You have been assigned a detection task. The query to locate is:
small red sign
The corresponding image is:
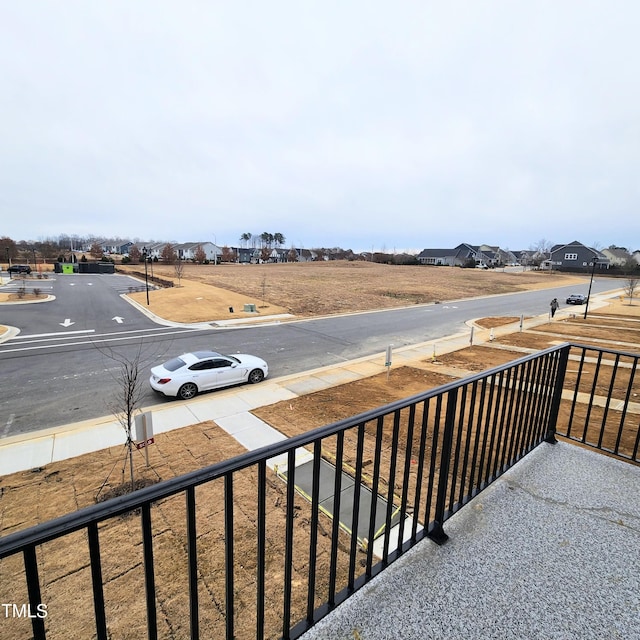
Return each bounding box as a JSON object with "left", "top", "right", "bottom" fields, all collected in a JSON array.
[{"left": 135, "top": 438, "right": 155, "bottom": 450}]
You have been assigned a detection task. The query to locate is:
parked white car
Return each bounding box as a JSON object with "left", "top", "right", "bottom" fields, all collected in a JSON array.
[{"left": 150, "top": 351, "right": 268, "bottom": 400}]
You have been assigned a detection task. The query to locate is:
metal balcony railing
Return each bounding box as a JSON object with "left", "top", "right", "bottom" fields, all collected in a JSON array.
[{"left": 1, "top": 343, "right": 638, "bottom": 639}]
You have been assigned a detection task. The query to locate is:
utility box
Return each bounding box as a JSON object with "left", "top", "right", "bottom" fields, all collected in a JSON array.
[{"left": 243, "top": 303, "right": 257, "bottom": 313}]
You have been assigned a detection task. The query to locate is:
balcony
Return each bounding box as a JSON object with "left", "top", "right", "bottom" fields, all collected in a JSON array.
[
  {"left": 301, "top": 441, "right": 640, "bottom": 639},
  {"left": 1, "top": 342, "right": 639, "bottom": 639}
]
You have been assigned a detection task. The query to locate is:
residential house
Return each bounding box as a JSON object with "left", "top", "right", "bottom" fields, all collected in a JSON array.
[
  {"left": 297, "top": 249, "right": 317, "bottom": 262},
  {"left": 417, "top": 243, "right": 493, "bottom": 267},
  {"left": 130, "top": 242, "right": 166, "bottom": 261},
  {"left": 416, "top": 248, "right": 458, "bottom": 266},
  {"left": 512, "top": 250, "right": 535, "bottom": 267},
  {"left": 96, "top": 240, "right": 134, "bottom": 255},
  {"left": 601, "top": 247, "right": 632, "bottom": 268},
  {"left": 479, "top": 245, "right": 518, "bottom": 266},
  {"left": 174, "top": 242, "right": 221, "bottom": 263},
  {"left": 548, "top": 241, "right": 609, "bottom": 272},
  {"left": 236, "top": 247, "right": 259, "bottom": 263}
]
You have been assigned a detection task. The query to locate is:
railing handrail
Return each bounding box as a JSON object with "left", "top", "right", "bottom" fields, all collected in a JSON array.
[{"left": 0, "top": 342, "right": 571, "bottom": 558}]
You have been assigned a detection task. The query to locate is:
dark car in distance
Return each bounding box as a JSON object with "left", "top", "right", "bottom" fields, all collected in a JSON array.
[
  {"left": 7, "top": 264, "right": 31, "bottom": 275},
  {"left": 566, "top": 294, "right": 588, "bottom": 305}
]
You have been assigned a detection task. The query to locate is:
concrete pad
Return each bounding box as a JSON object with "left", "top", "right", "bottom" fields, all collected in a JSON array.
[
  {"left": 214, "top": 411, "right": 275, "bottom": 437},
  {"left": 372, "top": 516, "right": 422, "bottom": 558},
  {"left": 291, "top": 459, "right": 401, "bottom": 544},
  {"left": 327, "top": 482, "right": 401, "bottom": 543},
  {"left": 294, "top": 459, "right": 355, "bottom": 503},
  {"left": 234, "top": 423, "right": 286, "bottom": 450},
  {"left": 268, "top": 448, "right": 315, "bottom": 473},
  {"left": 215, "top": 412, "right": 288, "bottom": 452}
]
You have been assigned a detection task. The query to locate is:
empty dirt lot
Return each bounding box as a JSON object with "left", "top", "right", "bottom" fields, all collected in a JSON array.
[{"left": 121, "top": 261, "right": 585, "bottom": 320}]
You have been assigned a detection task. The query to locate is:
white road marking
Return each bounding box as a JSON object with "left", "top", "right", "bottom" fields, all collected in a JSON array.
[
  {"left": 11, "top": 329, "right": 95, "bottom": 339},
  {"left": 0, "top": 327, "right": 201, "bottom": 354}
]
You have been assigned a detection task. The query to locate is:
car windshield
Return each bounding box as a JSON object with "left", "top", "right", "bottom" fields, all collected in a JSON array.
[
  {"left": 226, "top": 355, "right": 241, "bottom": 364},
  {"left": 163, "top": 357, "right": 187, "bottom": 371}
]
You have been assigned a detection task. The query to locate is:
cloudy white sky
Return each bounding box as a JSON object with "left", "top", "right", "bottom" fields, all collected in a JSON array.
[{"left": 1, "top": 1, "right": 639, "bottom": 253}]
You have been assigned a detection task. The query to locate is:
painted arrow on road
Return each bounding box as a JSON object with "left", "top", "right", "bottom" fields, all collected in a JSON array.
[
  {"left": 60, "top": 319, "right": 75, "bottom": 327},
  {"left": 112, "top": 316, "right": 124, "bottom": 324}
]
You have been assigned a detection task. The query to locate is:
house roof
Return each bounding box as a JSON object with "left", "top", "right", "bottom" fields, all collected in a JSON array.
[{"left": 417, "top": 249, "right": 457, "bottom": 258}]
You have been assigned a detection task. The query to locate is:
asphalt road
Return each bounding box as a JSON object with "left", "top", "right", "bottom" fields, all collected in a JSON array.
[{"left": 0, "top": 273, "right": 621, "bottom": 437}]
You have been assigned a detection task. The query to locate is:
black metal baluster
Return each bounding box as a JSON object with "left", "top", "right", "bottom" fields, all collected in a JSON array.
[
  {"left": 87, "top": 522, "right": 108, "bottom": 640},
  {"left": 141, "top": 503, "right": 158, "bottom": 640}
]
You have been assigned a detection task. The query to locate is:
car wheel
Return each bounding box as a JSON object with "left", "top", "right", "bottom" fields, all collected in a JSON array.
[
  {"left": 178, "top": 382, "right": 198, "bottom": 400},
  {"left": 248, "top": 369, "right": 264, "bottom": 384}
]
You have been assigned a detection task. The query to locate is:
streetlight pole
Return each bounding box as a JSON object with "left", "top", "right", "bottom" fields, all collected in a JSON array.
[
  {"left": 142, "top": 247, "right": 150, "bottom": 305},
  {"left": 583, "top": 258, "right": 598, "bottom": 320}
]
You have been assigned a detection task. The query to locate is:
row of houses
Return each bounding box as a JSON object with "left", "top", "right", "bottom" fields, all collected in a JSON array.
[
  {"left": 97, "top": 240, "right": 335, "bottom": 263},
  {"left": 95, "top": 239, "right": 639, "bottom": 270},
  {"left": 418, "top": 241, "right": 640, "bottom": 271}
]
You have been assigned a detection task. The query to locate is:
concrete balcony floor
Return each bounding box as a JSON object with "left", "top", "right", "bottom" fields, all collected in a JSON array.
[{"left": 301, "top": 442, "right": 640, "bottom": 640}]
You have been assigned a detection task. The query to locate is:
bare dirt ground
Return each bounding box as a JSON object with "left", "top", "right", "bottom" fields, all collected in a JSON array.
[
  {"left": 0, "top": 266, "right": 637, "bottom": 639},
  {"left": 121, "top": 261, "right": 585, "bottom": 321}
]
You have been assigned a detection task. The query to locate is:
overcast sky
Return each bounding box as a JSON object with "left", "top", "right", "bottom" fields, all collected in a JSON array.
[{"left": 1, "top": 1, "right": 639, "bottom": 253}]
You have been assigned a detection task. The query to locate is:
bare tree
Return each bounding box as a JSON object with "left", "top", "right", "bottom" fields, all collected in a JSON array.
[
  {"left": 94, "top": 340, "right": 164, "bottom": 495},
  {"left": 174, "top": 258, "right": 184, "bottom": 286},
  {"left": 624, "top": 278, "right": 638, "bottom": 305}
]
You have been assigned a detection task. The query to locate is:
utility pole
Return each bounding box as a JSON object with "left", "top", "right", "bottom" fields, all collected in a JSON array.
[{"left": 583, "top": 257, "right": 598, "bottom": 320}]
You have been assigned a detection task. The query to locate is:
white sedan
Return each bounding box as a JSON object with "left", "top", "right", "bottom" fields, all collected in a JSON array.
[{"left": 150, "top": 351, "right": 268, "bottom": 400}]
